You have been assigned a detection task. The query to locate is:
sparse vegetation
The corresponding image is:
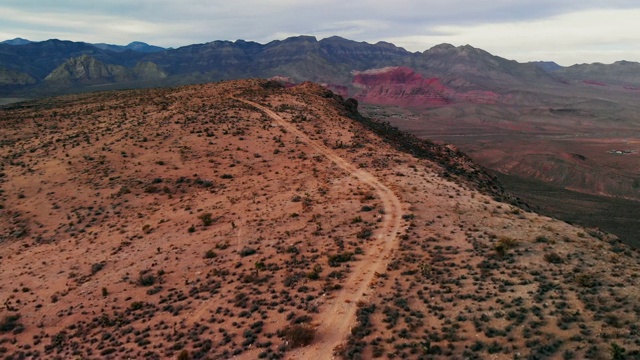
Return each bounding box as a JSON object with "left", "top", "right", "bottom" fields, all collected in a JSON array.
[{"left": 0, "top": 78, "right": 638, "bottom": 360}]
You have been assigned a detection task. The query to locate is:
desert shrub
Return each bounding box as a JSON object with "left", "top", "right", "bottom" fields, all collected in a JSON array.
[
  {"left": 535, "top": 235, "right": 550, "bottom": 243},
  {"left": 0, "top": 314, "right": 21, "bottom": 333},
  {"left": 498, "top": 236, "right": 518, "bottom": 249},
  {"left": 177, "top": 349, "right": 190, "bottom": 360},
  {"left": 137, "top": 270, "right": 156, "bottom": 286},
  {"left": 220, "top": 174, "right": 233, "bottom": 179},
  {"left": 144, "top": 185, "right": 159, "bottom": 193},
  {"left": 610, "top": 343, "right": 626, "bottom": 360},
  {"left": 240, "top": 247, "right": 257, "bottom": 257},
  {"left": 130, "top": 301, "right": 145, "bottom": 310},
  {"left": 198, "top": 212, "right": 214, "bottom": 226},
  {"left": 544, "top": 252, "right": 564, "bottom": 264},
  {"left": 90, "top": 261, "right": 106, "bottom": 274},
  {"left": 494, "top": 237, "right": 517, "bottom": 258},
  {"left": 575, "top": 273, "right": 597, "bottom": 288},
  {"left": 328, "top": 252, "right": 354, "bottom": 267},
  {"left": 280, "top": 324, "right": 316, "bottom": 348},
  {"left": 146, "top": 286, "right": 162, "bottom": 295},
  {"left": 204, "top": 249, "right": 217, "bottom": 259},
  {"left": 307, "top": 264, "right": 323, "bottom": 280},
  {"left": 356, "top": 227, "right": 373, "bottom": 239},
  {"left": 216, "top": 241, "right": 230, "bottom": 250}
]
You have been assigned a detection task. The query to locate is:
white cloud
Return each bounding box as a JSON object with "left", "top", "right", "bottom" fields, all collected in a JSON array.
[{"left": 383, "top": 8, "right": 640, "bottom": 65}]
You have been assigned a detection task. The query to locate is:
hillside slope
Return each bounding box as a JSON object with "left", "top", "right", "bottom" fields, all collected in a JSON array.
[{"left": 0, "top": 81, "right": 638, "bottom": 359}]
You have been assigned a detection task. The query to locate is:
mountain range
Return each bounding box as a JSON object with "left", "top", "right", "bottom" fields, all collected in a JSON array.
[{"left": 1, "top": 36, "right": 639, "bottom": 98}]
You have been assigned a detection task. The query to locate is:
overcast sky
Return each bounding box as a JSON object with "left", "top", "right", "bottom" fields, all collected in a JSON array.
[{"left": 0, "top": 0, "right": 638, "bottom": 66}]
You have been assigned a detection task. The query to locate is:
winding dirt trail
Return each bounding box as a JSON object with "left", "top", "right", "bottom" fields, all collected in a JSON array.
[{"left": 237, "top": 98, "right": 404, "bottom": 359}]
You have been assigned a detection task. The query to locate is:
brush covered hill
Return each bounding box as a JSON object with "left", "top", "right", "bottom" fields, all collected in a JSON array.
[{"left": 0, "top": 80, "right": 639, "bottom": 359}]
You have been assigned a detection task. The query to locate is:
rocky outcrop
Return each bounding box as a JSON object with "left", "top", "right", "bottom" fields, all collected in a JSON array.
[
  {"left": 0, "top": 68, "right": 36, "bottom": 85},
  {"left": 132, "top": 61, "right": 168, "bottom": 80},
  {"left": 44, "top": 55, "right": 166, "bottom": 85},
  {"left": 353, "top": 67, "right": 451, "bottom": 106},
  {"left": 352, "top": 66, "right": 500, "bottom": 106},
  {"left": 44, "top": 54, "right": 131, "bottom": 84},
  {"left": 555, "top": 60, "right": 640, "bottom": 87}
]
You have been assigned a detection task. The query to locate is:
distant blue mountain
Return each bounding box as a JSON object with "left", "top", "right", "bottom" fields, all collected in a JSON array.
[
  {"left": 1, "top": 37, "right": 32, "bottom": 45},
  {"left": 91, "top": 41, "right": 165, "bottom": 53}
]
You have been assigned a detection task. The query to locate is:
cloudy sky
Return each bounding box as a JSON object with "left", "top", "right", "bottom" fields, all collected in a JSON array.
[{"left": 0, "top": 0, "right": 638, "bottom": 66}]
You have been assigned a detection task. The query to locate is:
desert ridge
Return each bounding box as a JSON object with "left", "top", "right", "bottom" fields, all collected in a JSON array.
[{"left": 0, "top": 79, "right": 638, "bottom": 359}]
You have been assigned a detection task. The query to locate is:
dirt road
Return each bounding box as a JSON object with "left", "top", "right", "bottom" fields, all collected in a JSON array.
[{"left": 237, "top": 98, "right": 404, "bottom": 359}]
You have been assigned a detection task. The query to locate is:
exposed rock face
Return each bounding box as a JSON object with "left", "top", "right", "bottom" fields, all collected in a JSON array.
[
  {"left": 352, "top": 66, "right": 500, "bottom": 106},
  {"left": 555, "top": 60, "right": 640, "bottom": 86},
  {"left": 418, "top": 44, "right": 558, "bottom": 90},
  {"left": 44, "top": 55, "right": 166, "bottom": 84},
  {"left": 44, "top": 54, "right": 131, "bottom": 84},
  {"left": 353, "top": 67, "right": 451, "bottom": 106},
  {"left": 0, "top": 68, "right": 36, "bottom": 85},
  {"left": 132, "top": 61, "right": 168, "bottom": 80}
]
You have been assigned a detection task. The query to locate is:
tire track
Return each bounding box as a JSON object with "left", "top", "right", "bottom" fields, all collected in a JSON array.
[{"left": 236, "top": 97, "right": 404, "bottom": 360}]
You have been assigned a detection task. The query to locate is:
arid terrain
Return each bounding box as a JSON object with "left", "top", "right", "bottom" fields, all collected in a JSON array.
[
  {"left": 360, "top": 81, "right": 640, "bottom": 248},
  {"left": 4, "top": 36, "right": 640, "bottom": 252},
  {"left": 1, "top": 80, "right": 639, "bottom": 359}
]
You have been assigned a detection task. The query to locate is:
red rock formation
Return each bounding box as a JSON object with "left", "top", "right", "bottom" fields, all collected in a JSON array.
[
  {"left": 352, "top": 66, "right": 500, "bottom": 106},
  {"left": 353, "top": 67, "right": 450, "bottom": 106}
]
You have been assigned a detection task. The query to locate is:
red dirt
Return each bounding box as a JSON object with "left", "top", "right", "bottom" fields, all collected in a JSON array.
[{"left": 1, "top": 80, "right": 639, "bottom": 360}]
